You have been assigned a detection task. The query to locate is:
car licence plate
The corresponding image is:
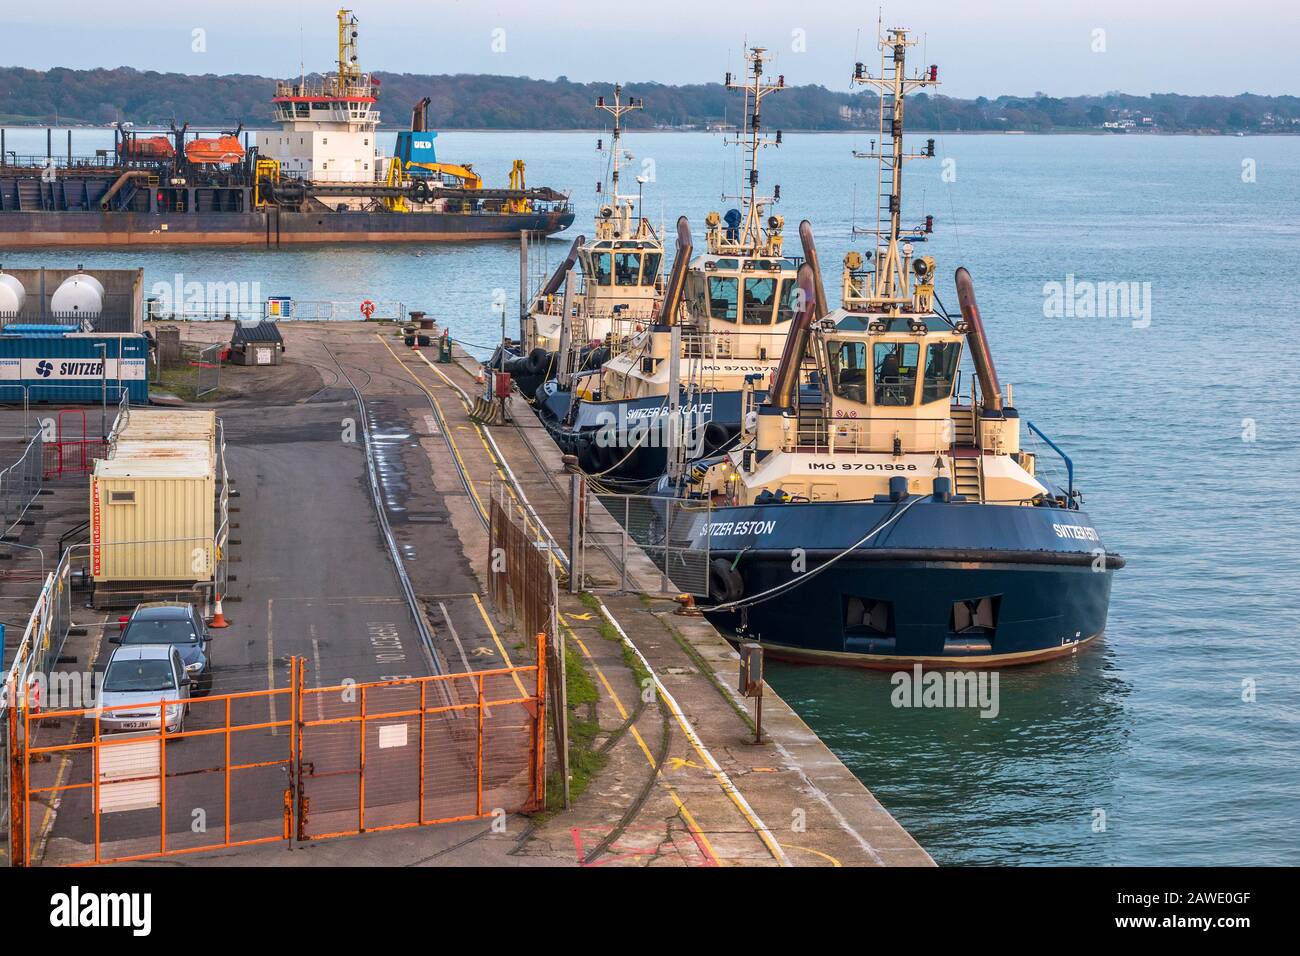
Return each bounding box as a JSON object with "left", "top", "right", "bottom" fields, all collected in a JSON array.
[{"left": 121, "top": 721, "right": 150, "bottom": 730}]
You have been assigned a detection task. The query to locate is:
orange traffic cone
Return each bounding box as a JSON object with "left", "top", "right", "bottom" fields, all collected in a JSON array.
[{"left": 210, "top": 594, "right": 231, "bottom": 629}]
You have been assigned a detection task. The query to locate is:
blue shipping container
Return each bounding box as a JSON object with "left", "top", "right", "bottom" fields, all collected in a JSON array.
[{"left": 0, "top": 333, "right": 150, "bottom": 405}]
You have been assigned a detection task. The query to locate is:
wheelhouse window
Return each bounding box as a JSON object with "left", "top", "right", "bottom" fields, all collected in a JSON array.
[
  {"left": 590, "top": 252, "right": 613, "bottom": 286},
  {"left": 775, "top": 278, "right": 801, "bottom": 323},
  {"left": 828, "top": 340, "right": 868, "bottom": 404},
  {"left": 873, "top": 342, "right": 919, "bottom": 406},
  {"left": 922, "top": 341, "right": 962, "bottom": 404},
  {"left": 707, "top": 276, "right": 738, "bottom": 322},
  {"left": 641, "top": 252, "right": 662, "bottom": 282},
  {"left": 742, "top": 277, "right": 779, "bottom": 325},
  {"left": 614, "top": 252, "right": 641, "bottom": 286}
]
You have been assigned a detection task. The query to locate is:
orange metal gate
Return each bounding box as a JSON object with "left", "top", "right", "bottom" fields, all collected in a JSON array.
[
  {"left": 10, "top": 646, "right": 546, "bottom": 866},
  {"left": 12, "top": 662, "right": 299, "bottom": 867},
  {"left": 296, "top": 652, "right": 546, "bottom": 840}
]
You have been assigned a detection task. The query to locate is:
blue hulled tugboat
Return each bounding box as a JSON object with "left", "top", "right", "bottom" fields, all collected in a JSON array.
[
  {"left": 532, "top": 49, "right": 805, "bottom": 485},
  {"left": 661, "top": 28, "right": 1124, "bottom": 667}
]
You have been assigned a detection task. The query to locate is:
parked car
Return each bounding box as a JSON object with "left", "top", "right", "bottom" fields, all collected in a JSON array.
[
  {"left": 98, "top": 644, "right": 191, "bottom": 735},
  {"left": 112, "top": 601, "right": 212, "bottom": 693}
]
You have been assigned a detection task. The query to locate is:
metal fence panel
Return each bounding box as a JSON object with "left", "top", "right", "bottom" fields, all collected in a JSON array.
[
  {"left": 195, "top": 343, "right": 221, "bottom": 398},
  {"left": 0, "top": 431, "right": 44, "bottom": 539},
  {"left": 590, "top": 491, "right": 711, "bottom": 596}
]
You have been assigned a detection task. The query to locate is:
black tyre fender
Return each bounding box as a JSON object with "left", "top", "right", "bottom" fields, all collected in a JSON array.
[
  {"left": 702, "top": 422, "right": 730, "bottom": 454},
  {"left": 708, "top": 558, "right": 744, "bottom": 605},
  {"left": 524, "top": 348, "right": 549, "bottom": 376}
]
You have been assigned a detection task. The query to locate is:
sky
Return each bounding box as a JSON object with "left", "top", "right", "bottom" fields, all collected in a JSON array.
[{"left": 4, "top": 0, "right": 1298, "bottom": 98}]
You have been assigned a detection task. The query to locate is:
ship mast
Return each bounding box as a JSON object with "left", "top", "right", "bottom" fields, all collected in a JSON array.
[
  {"left": 720, "top": 47, "right": 785, "bottom": 254},
  {"left": 596, "top": 86, "right": 644, "bottom": 221},
  {"left": 850, "top": 27, "right": 938, "bottom": 311},
  {"left": 335, "top": 8, "right": 362, "bottom": 96},
  {"left": 596, "top": 86, "right": 642, "bottom": 207}
]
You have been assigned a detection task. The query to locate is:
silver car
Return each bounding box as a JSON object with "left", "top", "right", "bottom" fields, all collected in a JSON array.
[{"left": 98, "top": 644, "right": 192, "bottom": 735}]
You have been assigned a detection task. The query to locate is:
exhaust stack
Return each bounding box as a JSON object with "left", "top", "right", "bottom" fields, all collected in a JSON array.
[
  {"left": 536, "top": 234, "right": 586, "bottom": 301},
  {"left": 954, "top": 267, "right": 1003, "bottom": 412},
  {"left": 659, "top": 216, "right": 693, "bottom": 326},
  {"left": 769, "top": 263, "right": 820, "bottom": 411},
  {"left": 799, "top": 219, "right": 829, "bottom": 320}
]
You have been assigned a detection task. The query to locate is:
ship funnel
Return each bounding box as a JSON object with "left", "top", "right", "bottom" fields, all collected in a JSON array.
[
  {"left": 798, "top": 219, "right": 828, "bottom": 319},
  {"left": 537, "top": 234, "right": 587, "bottom": 301},
  {"left": 954, "top": 267, "right": 1004, "bottom": 412},
  {"left": 769, "top": 262, "right": 820, "bottom": 411},
  {"left": 659, "top": 216, "right": 693, "bottom": 326}
]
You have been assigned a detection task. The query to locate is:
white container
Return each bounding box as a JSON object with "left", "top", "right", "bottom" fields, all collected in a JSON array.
[{"left": 113, "top": 408, "right": 217, "bottom": 457}]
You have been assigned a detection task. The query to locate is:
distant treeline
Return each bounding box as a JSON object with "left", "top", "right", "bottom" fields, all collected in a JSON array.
[{"left": 1, "top": 65, "right": 1297, "bottom": 133}]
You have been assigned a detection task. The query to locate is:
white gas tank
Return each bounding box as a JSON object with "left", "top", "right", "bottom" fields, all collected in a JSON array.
[
  {"left": 0, "top": 273, "right": 25, "bottom": 315},
  {"left": 50, "top": 274, "right": 105, "bottom": 316}
]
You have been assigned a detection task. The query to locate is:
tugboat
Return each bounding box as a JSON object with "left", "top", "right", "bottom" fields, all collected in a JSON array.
[
  {"left": 534, "top": 49, "right": 806, "bottom": 484},
  {"left": 502, "top": 85, "right": 665, "bottom": 399},
  {"left": 661, "top": 28, "right": 1124, "bottom": 667}
]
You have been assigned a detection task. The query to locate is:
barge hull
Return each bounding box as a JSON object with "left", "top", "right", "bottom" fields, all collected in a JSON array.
[{"left": 0, "top": 208, "right": 574, "bottom": 247}]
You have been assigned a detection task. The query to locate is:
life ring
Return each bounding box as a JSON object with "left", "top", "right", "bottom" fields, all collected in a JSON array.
[
  {"left": 360, "top": 300, "right": 376, "bottom": 318},
  {"left": 708, "top": 558, "right": 744, "bottom": 605}
]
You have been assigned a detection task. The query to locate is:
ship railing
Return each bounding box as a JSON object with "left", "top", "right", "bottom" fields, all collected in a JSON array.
[
  {"left": 680, "top": 328, "right": 786, "bottom": 362},
  {"left": 1024, "top": 421, "right": 1074, "bottom": 498},
  {"left": 0, "top": 153, "right": 122, "bottom": 171},
  {"left": 147, "top": 300, "right": 407, "bottom": 323},
  {"left": 783, "top": 416, "right": 955, "bottom": 456}
]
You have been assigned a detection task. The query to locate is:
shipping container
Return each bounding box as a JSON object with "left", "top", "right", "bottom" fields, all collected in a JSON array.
[
  {"left": 112, "top": 408, "right": 216, "bottom": 456},
  {"left": 0, "top": 332, "right": 149, "bottom": 405},
  {"left": 91, "top": 439, "right": 215, "bottom": 583}
]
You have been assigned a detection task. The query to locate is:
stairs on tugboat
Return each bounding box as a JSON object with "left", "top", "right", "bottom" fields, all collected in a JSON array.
[{"left": 950, "top": 404, "right": 982, "bottom": 502}]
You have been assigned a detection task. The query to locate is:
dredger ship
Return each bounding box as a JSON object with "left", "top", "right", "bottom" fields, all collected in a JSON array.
[
  {"left": 658, "top": 29, "right": 1124, "bottom": 667},
  {"left": 0, "top": 10, "right": 573, "bottom": 247}
]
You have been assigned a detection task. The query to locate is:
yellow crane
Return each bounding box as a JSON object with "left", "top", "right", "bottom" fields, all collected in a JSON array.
[{"left": 384, "top": 157, "right": 483, "bottom": 211}]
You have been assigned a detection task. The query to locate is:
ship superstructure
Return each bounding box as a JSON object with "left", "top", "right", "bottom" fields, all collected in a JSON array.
[
  {"left": 663, "top": 28, "right": 1124, "bottom": 667},
  {"left": 258, "top": 9, "right": 382, "bottom": 199}
]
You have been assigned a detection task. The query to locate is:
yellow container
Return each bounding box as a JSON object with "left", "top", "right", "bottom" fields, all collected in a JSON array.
[{"left": 91, "top": 439, "right": 215, "bottom": 583}]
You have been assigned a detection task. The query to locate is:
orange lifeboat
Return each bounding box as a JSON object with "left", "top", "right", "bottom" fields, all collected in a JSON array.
[
  {"left": 184, "top": 135, "right": 244, "bottom": 164},
  {"left": 118, "top": 136, "right": 175, "bottom": 159}
]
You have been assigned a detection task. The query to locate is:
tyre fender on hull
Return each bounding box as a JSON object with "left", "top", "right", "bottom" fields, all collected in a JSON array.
[
  {"left": 708, "top": 558, "right": 744, "bottom": 605},
  {"left": 702, "top": 422, "right": 731, "bottom": 454}
]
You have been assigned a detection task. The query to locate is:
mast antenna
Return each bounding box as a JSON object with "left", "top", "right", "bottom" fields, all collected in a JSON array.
[
  {"left": 721, "top": 47, "right": 786, "bottom": 253},
  {"left": 849, "top": 26, "right": 939, "bottom": 310},
  {"left": 595, "top": 85, "right": 643, "bottom": 205}
]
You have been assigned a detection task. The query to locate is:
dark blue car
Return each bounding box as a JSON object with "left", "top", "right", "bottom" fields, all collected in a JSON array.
[{"left": 111, "top": 602, "right": 213, "bottom": 693}]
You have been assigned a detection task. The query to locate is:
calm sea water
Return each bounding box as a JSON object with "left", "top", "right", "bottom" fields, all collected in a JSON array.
[{"left": 3, "top": 128, "right": 1298, "bottom": 865}]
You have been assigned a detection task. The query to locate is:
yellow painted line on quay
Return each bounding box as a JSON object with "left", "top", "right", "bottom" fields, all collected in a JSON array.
[{"left": 384, "top": 335, "right": 785, "bottom": 867}]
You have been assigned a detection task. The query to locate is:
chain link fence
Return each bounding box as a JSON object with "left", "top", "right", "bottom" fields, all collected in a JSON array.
[{"left": 586, "top": 491, "right": 712, "bottom": 597}]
